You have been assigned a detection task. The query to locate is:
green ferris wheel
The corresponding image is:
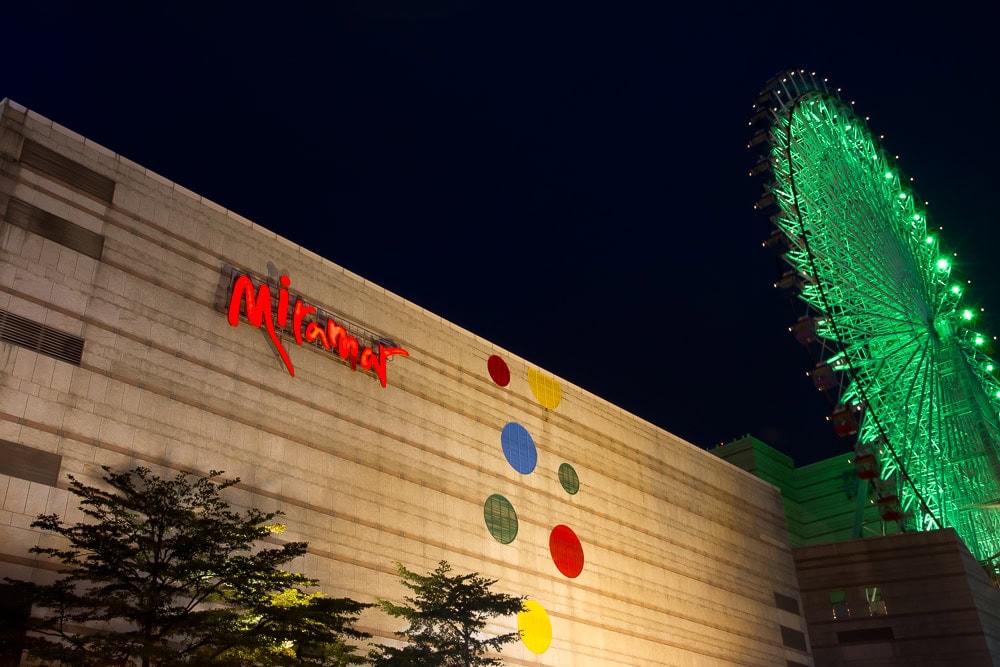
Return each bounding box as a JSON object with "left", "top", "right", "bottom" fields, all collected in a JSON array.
[{"left": 750, "top": 69, "right": 1000, "bottom": 565}]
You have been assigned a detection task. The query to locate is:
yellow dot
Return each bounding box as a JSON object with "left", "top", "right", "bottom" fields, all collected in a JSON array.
[
  {"left": 518, "top": 599, "right": 552, "bottom": 654},
  {"left": 528, "top": 368, "right": 562, "bottom": 409}
]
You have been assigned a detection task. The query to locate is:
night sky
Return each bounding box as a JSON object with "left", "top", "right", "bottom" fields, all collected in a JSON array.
[{"left": 6, "top": 4, "right": 999, "bottom": 465}]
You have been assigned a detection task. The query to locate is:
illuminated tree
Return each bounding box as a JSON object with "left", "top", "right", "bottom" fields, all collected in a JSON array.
[
  {"left": 8, "top": 466, "right": 369, "bottom": 666},
  {"left": 371, "top": 561, "right": 524, "bottom": 667}
]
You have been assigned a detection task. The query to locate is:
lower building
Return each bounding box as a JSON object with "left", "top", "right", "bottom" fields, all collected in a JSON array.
[
  {"left": 714, "top": 436, "right": 1000, "bottom": 666},
  {"left": 0, "top": 98, "right": 812, "bottom": 666},
  {"left": 713, "top": 435, "right": 898, "bottom": 546},
  {"left": 796, "top": 529, "right": 1000, "bottom": 666}
]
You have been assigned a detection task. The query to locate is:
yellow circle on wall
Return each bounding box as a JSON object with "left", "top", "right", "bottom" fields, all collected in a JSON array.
[
  {"left": 518, "top": 599, "right": 553, "bottom": 654},
  {"left": 528, "top": 368, "right": 562, "bottom": 409}
]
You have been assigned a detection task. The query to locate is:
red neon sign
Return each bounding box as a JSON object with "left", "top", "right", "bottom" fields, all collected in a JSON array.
[{"left": 227, "top": 273, "right": 408, "bottom": 387}]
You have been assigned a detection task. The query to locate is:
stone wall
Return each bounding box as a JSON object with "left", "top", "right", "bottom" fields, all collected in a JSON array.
[{"left": 0, "top": 98, "right": 811, "bottom": 666}]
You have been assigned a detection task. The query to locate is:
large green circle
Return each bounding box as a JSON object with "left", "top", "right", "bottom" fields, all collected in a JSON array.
[{"left": 483, "top": 494, "right": 518, "bottom": 544}]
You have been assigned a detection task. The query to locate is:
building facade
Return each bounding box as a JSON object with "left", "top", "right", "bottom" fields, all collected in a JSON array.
[
  {"left": 795, "top": 529, "right": 1000, "bottom": 666},
  {"left": 0, "top": 99, "right": 811, "bottom": 666},
  {"left": 712, "top": 436, "right": 898, "bottom": 547},
  {"left": 715, "top": 437, "right": 1000, "bottom": 666}
]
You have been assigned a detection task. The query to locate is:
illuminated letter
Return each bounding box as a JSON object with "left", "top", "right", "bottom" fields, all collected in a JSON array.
[
  {"left": 292, "top": 299, "right": 317, "bottom": 345},
  {"left": 366, "top": 344, "right": 409, "bottom": 387},
  {"left": 304, "top": 321, "right": 330, "bottom": 349},
  {"left": 360, "top": 347, "right": 375, "bottom": 371},
  {"left": 277, "top": 275, "right": 291, "bottom": 328},
  {"left": 340, "top": 336, "right": 360, "bottom": 369},
  {"left": 227, "top": 274, "right": 295, "bottom": 376},
  {"left": 326, "top": 320, "right": 360, "bottom": 369}
]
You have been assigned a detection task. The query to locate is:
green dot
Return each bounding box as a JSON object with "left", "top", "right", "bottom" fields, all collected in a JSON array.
[
  {"left": 558, "top": 463, "right": 580, "bottom": 495},
  {"left": 484, "top": 494, "right": 518, "bottom": 544}
]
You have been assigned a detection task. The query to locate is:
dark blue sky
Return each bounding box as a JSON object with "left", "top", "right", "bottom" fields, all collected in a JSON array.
[{"left": 7, "top": 3, "right": 999, "bottom": 464}]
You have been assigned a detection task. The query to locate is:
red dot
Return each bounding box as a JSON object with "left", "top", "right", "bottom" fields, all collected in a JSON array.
[
  {"left": 549, "top": 524, "right": 584, "bottom": 578},
  {"left": 487, "top": 355, "right": 510, "bottom": 387}
]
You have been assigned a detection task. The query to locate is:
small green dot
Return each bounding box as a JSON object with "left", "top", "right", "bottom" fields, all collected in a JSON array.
[{"left": 558, "top": 463, "right": 580, "bottom": 495}]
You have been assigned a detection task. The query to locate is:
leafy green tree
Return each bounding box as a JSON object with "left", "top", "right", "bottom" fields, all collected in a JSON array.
[
  {"left": 371, "top": 561, "right": 524, "bottom": 667},
  {"left": 9, "top": 466, "right": 370, "bottom": 666}
]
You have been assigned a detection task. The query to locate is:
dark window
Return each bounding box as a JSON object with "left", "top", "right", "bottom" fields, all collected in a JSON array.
[
  {"left": 779, "top": 625, "right": 808, "bottom": 652},
  {"left": 866, "top": 585, "right": 887, "bottom": 616},
  {"left": 19, "top": 139, "right": 115, "bottom": 203},
  {"left": 0, "top": 581, "right": 32, "bottom": 666},
  {"left": 0, "top": 309, "right": 84, "bottom": 366},
  {"left": 4, "top": 197, "right": 104, "bottom": 259},
  {"left": 774, "top": 591, "right": 801, "bottom": 614},
  {"left": 837, "top": 626, "right": 894, "bottom": 643},
  {"left": 830, "top": 589, "right": 849, "bottom": 620},
  {"left": 0, "top": 440, "right": 62, "bottom": 486}
]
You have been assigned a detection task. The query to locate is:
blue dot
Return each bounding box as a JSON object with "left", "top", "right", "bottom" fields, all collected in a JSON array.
[{"left": 501, "top": 422, "right": 537, "bottom": 474}]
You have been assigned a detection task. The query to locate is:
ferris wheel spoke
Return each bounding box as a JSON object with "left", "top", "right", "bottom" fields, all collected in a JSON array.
[
  {"left": 870, "top": 336, "right": 929, "bottom": 411},
  {"left": 803, "top": 249, "right": 928, "bottom": 325}
]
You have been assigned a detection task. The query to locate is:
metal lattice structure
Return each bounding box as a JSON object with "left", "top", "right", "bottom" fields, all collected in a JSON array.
[{"left": 750, "top": 69, "right": 1000, "bottom": 564}]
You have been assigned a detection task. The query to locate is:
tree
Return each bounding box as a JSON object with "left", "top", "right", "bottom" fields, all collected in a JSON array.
[
  {"left": 371, "top": 561, "right": 524, "bottom": 667},
  {"left": 9, "top": 466, "right": 370, "bottom": 666}
]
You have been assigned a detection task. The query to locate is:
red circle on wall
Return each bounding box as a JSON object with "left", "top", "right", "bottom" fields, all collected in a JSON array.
[
  {"left": 487, "top": 355, "right": 510, "bottom": 387},
  {"left": 549, "top": 524, "right": 584, "bottom": 578}
]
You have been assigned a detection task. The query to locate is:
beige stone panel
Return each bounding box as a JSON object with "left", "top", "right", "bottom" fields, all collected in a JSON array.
[
  {"left": 0, "top": 412, "right": 23, "bottom": 442},
  {"left": 91, "top": 447, "right": 135, "bottom": 473},
  {"left": 7, "top": 176, "right": 45, "bottom": 208},
  {"left": 38, "top": 237, "right": 62, "bottom": 269},
  {"left": 48, "top": 282, "right": 89, "bottom": 314},
  {"left": 10, "top": 347, "right": 37, "bottom": 384},
  {"left": 82, "top": 292, "right": 122, "bottom": 331},
  {"left": 29, "top": 354, "right": 56, "bottom": 388},
  {"left": 0, "top": 476, "right": 10, "bottom": 513},
  {"left": 43, "top": 486, "right": 70, "bottom": 517},
  {"left": 43, "top": 308, "right": 85, "bottom": 337},
  {"left": 0, "top": 223, "right": 29, "bottom": 256},
  {"left": 97, "top": 417, "right": 136, "bottom": 452},
  {"left": 0, "top": 523, "right": 43, "bottom": 560},
  {"left": 2, "top": 476, "right": 30, "bottom": 513},
  {"left": 23, "top": 481, "right": 51, "bottom": 517},
  {"left": 22, "top": 393, "right": 64, "bottom": 432},
  {"left": 32, "top": 189, "right": 107, "bottom": 236},
  {"left": 56, "top": 245, "right": 81, "bottom": 278},
  {"left": 116, "top": 186, "right": 143, "bottom": 217},
  {"left": 5, "top": 292, "right": 49, "bottom": 325}
]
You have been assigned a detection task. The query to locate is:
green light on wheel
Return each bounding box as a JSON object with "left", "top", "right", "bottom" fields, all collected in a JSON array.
[
  {"left": 963, "top": 310, "right": 975, "bottom": 321},
  {"left": 987, "top": 364, "right": 994, "bottom": 372},
  {"left": 951, "top": 285, "right": 962, "bottom": 294},
  {"left": 884, "top": 171, "right": 894, "bottom": 179},
  {"left": 925, "top": 236, "right": 934, "bottom": 244},
  {"left": 899, "top": 192, "right": 907, "bottom": 200},
  {"left": 937, "top": 258, "right": 950, "bottom": 270},
  {"left": 976, "top": 336, "right": 985, "bottom": 346}
]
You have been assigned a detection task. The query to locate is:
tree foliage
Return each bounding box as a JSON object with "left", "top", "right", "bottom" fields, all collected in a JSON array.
[
  {"left": 11, "top": 466, "right": 369, "bottom": 666},
  {"left": 371, "top": 561, "right": 524, "bottom": 667}
]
